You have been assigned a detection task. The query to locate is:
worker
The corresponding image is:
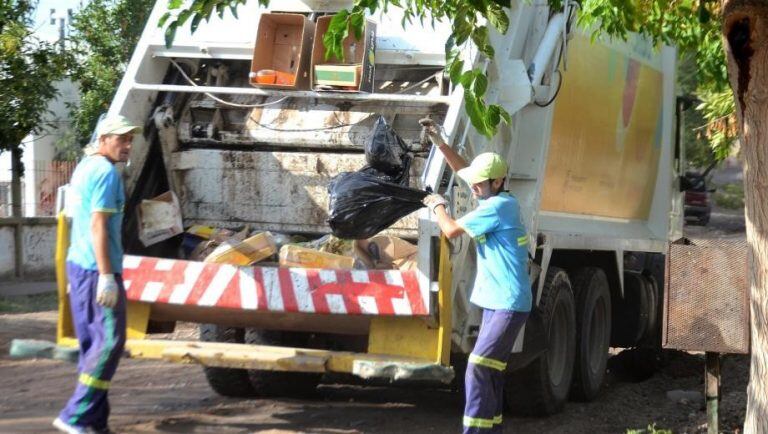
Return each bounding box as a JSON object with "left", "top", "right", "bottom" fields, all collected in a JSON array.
[
  {"left": 420, "top": 119, "right": 532, "bottom": 434},
  {"left": 53, "top": 115, "right": 141, "bottom": 434}
]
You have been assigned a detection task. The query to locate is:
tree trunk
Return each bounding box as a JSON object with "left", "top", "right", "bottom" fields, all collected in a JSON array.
[{"left": 721, "top": 1, "right": 768, "bottom": 432}]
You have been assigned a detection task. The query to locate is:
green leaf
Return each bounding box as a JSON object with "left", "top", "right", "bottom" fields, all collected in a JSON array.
[
  {"left": 459, "top": 70, "right": 475, "bottom": 88},
  {"left": 464, "top": 93, "right": 488, "bottom": 137},
  {"left": 229, "top": 4, "right": 238, "bottom": 19},
  {"left": 176, "top": 9, "right": 192, "bottom": 26},
  {"left": 499, "top": 107, "right": 511, "bottom": 124},
  {"left": 158, "top": 12, "right": 171, "bottom": 28},
  {"left": 350, "top": 12, "right": 364, "bottom": 40},
  {"left": 216, "top": 3, "right": 226, "bottom": 19},
  {"left": 168, "top": 0, "right": 183, "bottom": 9},
  {"left": 449, "top": 59, "right": 464, "bottom": 84},
  {"left": 487, "top": 4, "right": 509, "bottom": 34},
  {"left": 190, "top": 13, "right": 203, "bottom": 33},
  {"left": 487, "top": 104, "right": 501, "bottom": 127},
  {"left": 164, "top": 22, "right": 178, "bottom": 48},
  {"left": 473, "top": 72, "right": 488, "bottom": 98}
]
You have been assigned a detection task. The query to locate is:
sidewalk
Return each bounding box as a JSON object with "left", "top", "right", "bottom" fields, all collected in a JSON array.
[{"left": 0, "top": 281, "right": 57, "bottom": 297}]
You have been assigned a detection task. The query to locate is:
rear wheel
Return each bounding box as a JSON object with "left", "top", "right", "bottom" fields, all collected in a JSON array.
[
  {"left": 506, "top": 267, "right": 576, "bottom": 416},
  {"left": 199, "top": 324, "right": 256, "bottom": 397},
  {"left": 569, "top": 267, "right": 611, "bottom": 401},
  {"left": 245, "top": 329, "right": 322, "bottom": 397}
]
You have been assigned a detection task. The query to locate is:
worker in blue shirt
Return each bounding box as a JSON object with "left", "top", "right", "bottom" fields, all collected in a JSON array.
[
  {"left": 421, "top": 120, "right": 532, "bottom": 434},
  {"left": 53, "top": 115, "right": 141, "bottom": 434}
]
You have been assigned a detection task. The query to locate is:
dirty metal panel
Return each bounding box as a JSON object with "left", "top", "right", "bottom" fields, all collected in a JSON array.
[
  {"left": 663, "top": 240, "right": 750, "bottom": 354},
  {"left": 178, "top": 96, "right": 447, "bottom": 150},
  {"left": 171, "top": 149, "right": 423, "bottom": 234}
]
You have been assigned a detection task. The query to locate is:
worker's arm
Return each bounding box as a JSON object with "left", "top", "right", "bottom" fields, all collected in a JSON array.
[
  {"left": 91, "top": 212, "right": 112, "bottom": 275},
  {"left": 420, "top": 118, "right": 468, "bottom": 173},
  {"left": 433, "top": 205, "right": 465, "bottom": 239}
]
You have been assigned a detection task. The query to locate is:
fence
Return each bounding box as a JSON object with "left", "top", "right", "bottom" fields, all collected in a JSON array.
[{"left": 0, "top": 160, "right": 76, "bottom": 217}]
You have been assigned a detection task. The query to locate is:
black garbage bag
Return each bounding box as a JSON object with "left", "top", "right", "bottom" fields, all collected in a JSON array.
[
  {"left": 327, "top": 170, "right": 428, "bottom": 239},
  {"left": 365, "top": 116, "right": 410, "bottom": 176}
]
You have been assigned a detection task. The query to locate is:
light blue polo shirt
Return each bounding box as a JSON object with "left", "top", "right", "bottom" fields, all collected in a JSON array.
[
  {"left": 67, "top": 155, "right": 125, "bottom": 274},
  {"left": 456, "top": 192, "right": 532, "bottom": 312}
]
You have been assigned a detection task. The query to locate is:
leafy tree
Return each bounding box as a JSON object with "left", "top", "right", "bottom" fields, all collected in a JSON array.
[
  {"left": 162, "top": 0, "right": 766, "bottom": 429},
  {"left": 66, "top": 0, "right": 154, "bottom": 146},
  {"left": 0, "top": 0, "right": 69, "bottom": 171}
]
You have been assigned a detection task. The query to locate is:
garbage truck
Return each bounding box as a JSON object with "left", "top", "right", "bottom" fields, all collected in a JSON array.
[{"left": 55, "top": 0, "right": 681, "bottom": 416}]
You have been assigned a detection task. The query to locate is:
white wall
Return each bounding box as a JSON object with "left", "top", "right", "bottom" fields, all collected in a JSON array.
[{"left": 0, "top": 222, "right": 57, "bottom": 279}]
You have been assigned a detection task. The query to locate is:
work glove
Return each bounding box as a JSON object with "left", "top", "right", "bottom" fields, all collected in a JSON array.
[
  {"left": 96, "top": 274, "right": 119, "bottom": 308},
  {"left": 419, "top": 118, "right": 446, "bottom": 147},
  {"left": 423, "top": 193, "right": 448, "bottom": 213}
]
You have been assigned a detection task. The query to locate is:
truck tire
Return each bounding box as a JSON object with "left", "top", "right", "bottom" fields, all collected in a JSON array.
[
  {"left": 245, "top": 329, "right": 322, "bottom": 397},
  {"left": 199, "top": 324, "right": 256, "bottom": 397},
  {"left": 569, "top": 267, "right": 611, "bottom": 402},
  {"left": 505, "top": 267, "right": 576, "bottom": 416}
]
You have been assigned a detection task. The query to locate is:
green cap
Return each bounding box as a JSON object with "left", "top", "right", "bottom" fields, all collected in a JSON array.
[
  {"left": 96, "top": 115, "right": 142, "bottom": 137},
  {"left": 456, "top": 152, "right": 508, "bottom": 185}
]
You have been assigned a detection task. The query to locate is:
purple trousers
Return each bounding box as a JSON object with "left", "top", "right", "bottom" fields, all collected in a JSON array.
[
  {"left": 463, "top": 309, "right": 529, "bottom": 434},
  {"left": 59, "top": 262, "right": 126, "bottom": 430}
]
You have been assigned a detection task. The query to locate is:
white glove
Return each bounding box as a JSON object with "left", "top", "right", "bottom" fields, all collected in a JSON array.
[
  {"left": 96, "top": 274, "right": 119, "bottom": 308},
  {"left": 423, "top": 194, "right": 448, "bottom": 213}
]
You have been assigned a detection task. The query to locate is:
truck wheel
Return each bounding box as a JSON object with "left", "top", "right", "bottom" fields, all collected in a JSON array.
[
  {"left": 245, "top": 329, "right": 322, "bottom": 397},
  {"left": 199, "top": 324, "right": 256, "bottom": 397},
  {"left": 505, "top": 267, "right": 576, "bottom": 416},
  {"left": 569, "top": 267, "right": 611, "bottom": 402}
]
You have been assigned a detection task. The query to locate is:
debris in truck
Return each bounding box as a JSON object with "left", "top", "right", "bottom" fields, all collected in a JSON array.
[
  {"left": 357, "top": 235, "right": 418, "bottom": 270},
  {"left": 186, "top": 225, "right": 216, "bottom": 239},
  {"left": 204, "top": 231, "right": 277, "bottom": 265},
  {"left": 298, "top": 234, "right": 374, "bottom": 269},
  {"left": 137, "top": 191, "right": 183, "bottom": 247},
  {"left": 279, "top": 244, "right": 356, "bottom": 269},
  {"left": 365, "top": 116, "right": 410, "bottom": 176},
  {"left": 250, "top": 13, "right": 315, "bottom": 90},
  {"left": 188, "top": 226, "right": 247, "bottom": 261},
  {"left": 327, "top": 170, "right": 428, "bottom": 239}
]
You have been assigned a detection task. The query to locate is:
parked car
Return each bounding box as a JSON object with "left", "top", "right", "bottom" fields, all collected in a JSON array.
[{"left": 683, "top": 171, "right": 714, "bottom": 225}]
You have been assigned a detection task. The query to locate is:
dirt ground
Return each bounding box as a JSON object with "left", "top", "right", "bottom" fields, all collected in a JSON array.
[{"left": 0, "top": 206, "right": 749, "bottom": 434}]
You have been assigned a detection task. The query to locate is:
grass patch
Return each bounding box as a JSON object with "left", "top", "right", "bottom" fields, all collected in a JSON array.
[
  {"left": 627, "top": 424, "right": 673, "bottom": 434},
  {"left": 714, "top": 183, "right": 745, "bottom": 210},
  {"left": 0, "top": 293, "right": 58, "bottom": 314}
]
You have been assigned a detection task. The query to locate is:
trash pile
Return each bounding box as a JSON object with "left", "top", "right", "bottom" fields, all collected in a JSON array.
[{"left": 180, "top": 226, "right": 418, "bottom": 272}]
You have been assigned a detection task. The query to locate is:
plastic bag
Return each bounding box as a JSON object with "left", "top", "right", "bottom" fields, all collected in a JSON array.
[
  {"left": 365, "top": 116, "right": 410, "bottom": 176},
  {"left": 327, "top": 171, "right": 428, "bottom": 239}
]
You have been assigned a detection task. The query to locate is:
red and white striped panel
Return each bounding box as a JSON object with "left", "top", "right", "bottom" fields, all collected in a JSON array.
[{"left": 122, "top": 255, "right": 429, "bottom": 316}]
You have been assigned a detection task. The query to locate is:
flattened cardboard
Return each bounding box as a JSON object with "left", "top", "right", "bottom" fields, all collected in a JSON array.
[
  {"left": 250, "top": 13, "right": 315, "bottom": 90},
  {"left": 311, "top": 15, "right": 376, "bottom": 92}
]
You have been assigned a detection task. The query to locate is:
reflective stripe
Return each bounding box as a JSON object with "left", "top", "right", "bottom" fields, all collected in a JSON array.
[
  {"left": 468, "top": 353, "right": 507, "bottom": 371},
  {"left": 517, "top": 235, "right": 528, "bottom": 246},
  {"left": 78, "top": 373, "right": 110, "bottom": 390},
  {"left": 493, "top": 414, "right": 503, "bottom": 424},
  {"left": 476, "top": 234, "right": 487, "bottom": 244},
  {"left": 463, "top": 416, "right": 495, "bottom": 428}
]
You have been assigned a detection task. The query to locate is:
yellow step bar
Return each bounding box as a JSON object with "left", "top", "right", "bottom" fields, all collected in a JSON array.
[{"left": 123, "top": 339, "right": 454, "bottom": 383}]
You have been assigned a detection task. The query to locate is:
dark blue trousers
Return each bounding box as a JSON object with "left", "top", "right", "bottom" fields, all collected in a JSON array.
[
  {"left": 59, "top": 262, "right": 126, "bottom": 430},
  {"left": 463, "top": 309, "right": 529, "bottom": 434}
]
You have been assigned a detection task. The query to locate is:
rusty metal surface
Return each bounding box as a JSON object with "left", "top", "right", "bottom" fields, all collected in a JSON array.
[{"left": 663, "top": 239, "right": 750, "bottom": 354}]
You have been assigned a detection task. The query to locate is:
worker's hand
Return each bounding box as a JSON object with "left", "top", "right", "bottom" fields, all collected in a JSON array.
[
  {"left": 423, "top": 194, "right": 448, "bottom": 213},
  {"left": 96, "top": 274, "right": 119, "bottom": 308},
  {"left": 419, "top": 118, "right": 445, "bottom": 146}
]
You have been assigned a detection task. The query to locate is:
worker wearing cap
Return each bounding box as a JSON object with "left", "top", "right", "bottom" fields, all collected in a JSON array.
[
  {"left": 421, "top": 121, "right": 531, "bottom": 434},
  {"left": 54, "top": 115, "right": 141, "bottom": 434}
]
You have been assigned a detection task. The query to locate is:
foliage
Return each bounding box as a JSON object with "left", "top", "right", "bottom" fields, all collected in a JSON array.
[
  {"left": 161, "top": 0, "right": 734, "bottom": 152},
  {"left": 66, "top": 0, "right": 155, "bottom": 147},
  {"left": 714, "top": 182, "right": 744, "bottom": 210},
  {"left": 626, "top": 424, "right": 673, "bottom": 434},
  {"left": 0, "top": 0, "right": 69, "bottom": 164}
]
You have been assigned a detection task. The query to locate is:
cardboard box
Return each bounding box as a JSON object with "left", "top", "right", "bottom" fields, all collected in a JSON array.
[
  {"left": 356, "top": 236, "right": 418, "bottom": 269},
  {"left": 311, "top": 15, "right": 376, "bottom": 92},
  {"left": 204, "top": 232, "right": 277, "bottom": 265},
  {"left": 137, "top": 191, "right": 183, "bottom": 247},
  {"left": 314, "top": 64, "right": 362, "bottom": 87},
  {"left": 250, "top": 13, "right": 315, "bottom": 90},
  {"left": 279, "top": 245, "right": 356, "bottom": 269}
]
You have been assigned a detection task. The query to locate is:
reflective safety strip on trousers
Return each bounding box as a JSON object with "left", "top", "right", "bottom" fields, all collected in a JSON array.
[
  {"left": 78, "top": 373, "right": 110, "bottom": 390},
  {"left": 468, "top": 353, "right": 507, "bottom": 371},
  {"left": 463, "top": 416, "right": 495, "bottom": 429},
  {"left": 493, "top": 415, "right": 502, "bottom": 425},
  {"left": 517, "top": 235, "right": 528, "bottom": 246}
]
